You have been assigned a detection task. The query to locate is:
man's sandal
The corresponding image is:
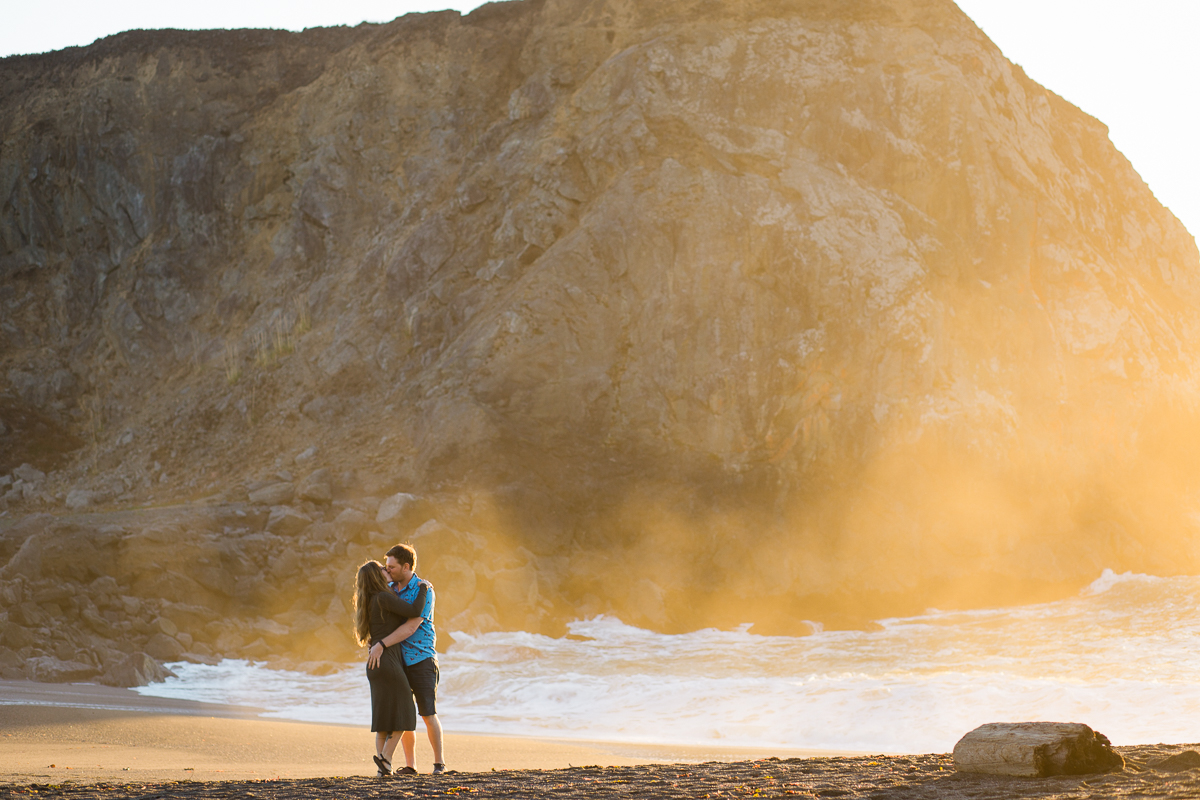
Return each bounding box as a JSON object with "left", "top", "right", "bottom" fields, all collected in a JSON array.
[{"left": 373, "top": 754, "right": 392, "bottom": 776}]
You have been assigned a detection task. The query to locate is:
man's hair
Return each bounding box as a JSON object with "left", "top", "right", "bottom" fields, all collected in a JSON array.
[{"left": 386, "top": 543, "right": 417, "bottom": 569}]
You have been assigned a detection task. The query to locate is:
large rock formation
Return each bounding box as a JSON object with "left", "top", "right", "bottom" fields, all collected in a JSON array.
[{"left": 2, "top": 0, "right": 1199, "bottom": 663}]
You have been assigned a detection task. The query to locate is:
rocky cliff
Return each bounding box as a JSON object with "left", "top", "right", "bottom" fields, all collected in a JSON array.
[{"left": 2, "top": 0, "right": 1200, "bottom": 680}]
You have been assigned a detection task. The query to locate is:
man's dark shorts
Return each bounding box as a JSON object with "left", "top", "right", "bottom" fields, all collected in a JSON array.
[{"left": 405, "top": 657, "right": 439, "bottom": 717}]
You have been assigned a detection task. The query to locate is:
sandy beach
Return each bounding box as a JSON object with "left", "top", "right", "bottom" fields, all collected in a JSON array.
[
  {"left": 0, "top": 679, "right": 853, "bottom": 782},
  {"left": 4, "top": 681, "right": 1200, "bottom": 799}
]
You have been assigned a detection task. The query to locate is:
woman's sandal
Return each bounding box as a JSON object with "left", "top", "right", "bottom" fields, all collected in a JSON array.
[
  {"left": 395, "top": 766, "right": 419, "bottom": 775},
  {"left": 373, "top": 754, "right": 392, "bottom": 776}
]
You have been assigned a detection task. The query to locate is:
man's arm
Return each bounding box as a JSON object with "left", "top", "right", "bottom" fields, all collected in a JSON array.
[
  {"left": 366, "top": 616, "right": 423, "bottom": 669},
  {"left": 381, "top": 616, "right": 423, "bottom": 648}
]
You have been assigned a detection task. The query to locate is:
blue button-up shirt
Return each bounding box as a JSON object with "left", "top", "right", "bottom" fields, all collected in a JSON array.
[{"left": 391, "top": 574, "right": 437, "bottom": 666}]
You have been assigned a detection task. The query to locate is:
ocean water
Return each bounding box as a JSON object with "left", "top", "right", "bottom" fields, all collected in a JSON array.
[{"left": 137, "top": 569, "right": 1200, "bottom": 753}]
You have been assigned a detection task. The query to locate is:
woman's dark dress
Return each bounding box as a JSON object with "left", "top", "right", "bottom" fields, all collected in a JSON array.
[{"left": 367, "top": 584, "right": 427, "bottom": 733}]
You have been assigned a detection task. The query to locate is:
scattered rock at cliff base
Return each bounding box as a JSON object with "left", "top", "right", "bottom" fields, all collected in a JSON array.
[
  {"left": 266, "top": 505, "right": 311, "bottom": 536},
  {"left": 1151, "top": 750, "right": 1200, "bottom": 772},
  {"left": 297, "top": 468, "right": 333, "bottom": 504},
  {"left": 64, "top": 488, "right": 95, "bottom": 510},
  {"left": 99, "top": 652, "right": 176, "bottom": 688},
  {"left": 0, "top": 626, "right": 24, "bottom": 650},
  {"left": 27, "top": 656, "right": 99, "bottom": 683},
  {"left": 953, "top": 722, "right": 1125, "bottom": 777},
  {"left": 144, "top": 632, "right": 186, "bottom": 662},
  {"left": 248, "top": 481, "right": 295, "bottom": 506},
  {"left": 13, "top": 464, "right": 46, "bottom": 484}
]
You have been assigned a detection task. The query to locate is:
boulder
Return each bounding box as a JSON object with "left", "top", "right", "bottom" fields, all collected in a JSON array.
[
  {"left": 344, "top": 543, "right": 374, "bottom": 569},
  {"left": 159, "top": 602, "right": 217, "bottom": 636},
  {"left": 179, "top": 652, "right": 221, "bottom": 666},
  {"left": 323, "top": 595, "right": 349, "bottom": 625},
  {"left": 243, "top": 637, "right": 271, "bottom": 659},
  {"left": 333, "top": 508, "right": 371, "bottom": 541},
  {"left": 64, "top": 488, "right": 95, "bottom": 510},
  {"left": 81, "top": 607, "right": 117, "bottom": 637},
  {"left": 118, "top": 595, "right": 143, "bottom": 616},
  {"left": 376, "top": 492, "right": 421, "bottom": 528},
  {"left": 266, "top": 506, "right": 312, "bottom": 537},
  {"left": 268, "top": 549, "right": 302, "bottom": 583},
  {"left": 90, "top": 644, "right": 125, "bottom": 669},
  {"left": 151, "top": 616, "right": 179, "bottom": 637},
  {"left": 28, "top": 656, "right": 100, "bottom": 683},
  {"left": 0, "top": 580, "right": 20, "bottom": 607},
  {"left": 281, "top": 610, "right": 324, "bottom": 638},
  {"left": 424, "top": 555, "right": 476, "bottom": 620},
  {"left": 304, "top": 521, "right": 338, "bottom": 546},
  {"left": 312, "top": 623, "right": 355, "bottom": 654},
  {"left": 9, "top": 601, "right": 50, "bottom": 628},
  {"left": 0, "top": 645, "right": 24, "bottom": 673},
  {"left": 131, "top": 570, "right": 223, "bottom": 609},
  {"left": 248, "top": 482, "right": 295, "bottom": 506},
  {"left": 232, "top": 575, "right": 268, "bottom": 605},
  {"left": 301, "top": 396, "right": 341, "bottom": 423},
  {"left": 408, "top": 520, "right": 486, "bottom": 568},
  {"left": 297, "top": 469, "right": 333, "bottom": 504},
  {"left": 144, "top": 633, "right": 185, "bottom": 662},
  {"left": 100, "top": 652, "right": 176, "bottom": 687},
  {"left": 953, "top": 722, "right": 1125, "bottom": 777},
  {"left": 90, "top": 575, "right": 121, "bottom": 595},
  {"left": 13, "top": 463, "right": 46, "bottom": 484},
  {"left": 447, "top": 595, "right": 502, "bottom": 635},
  {"left": 248, "top": 617, "right": 289, "bottom": 640},
  {"left": 491, "top": 564, "right": 540, "bottom": 628},
  {"left": 33, "top": 584, "right": 75, "bottom": 604},
  {"left": 0, "top": 622, "right": 34, "bottom": 650},
  {"left": 213, "top": 629, "right": 245, "bottom": 654}
]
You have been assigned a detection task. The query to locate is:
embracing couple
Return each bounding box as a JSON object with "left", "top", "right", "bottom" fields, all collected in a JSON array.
[{"left": 352, "top": 543, "right": 446, "bottom": 776}]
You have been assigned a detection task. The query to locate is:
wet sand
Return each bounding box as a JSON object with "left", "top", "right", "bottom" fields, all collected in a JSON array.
[{"left": 2, "top": 680, "right": 1197, "bottom": 798}]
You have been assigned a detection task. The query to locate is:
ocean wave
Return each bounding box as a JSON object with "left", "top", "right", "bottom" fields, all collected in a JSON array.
[{"left": 138, "top": 569, "right": 1200, "bottom": 753}]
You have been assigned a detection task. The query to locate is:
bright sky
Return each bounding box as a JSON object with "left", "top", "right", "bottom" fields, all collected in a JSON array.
[{"left": 2, "top": 1, "right": 1197, "bottom": 242}]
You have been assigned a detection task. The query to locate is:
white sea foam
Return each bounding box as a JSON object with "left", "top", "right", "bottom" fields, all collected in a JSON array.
[{"left": 137, "top": 570, "right": 1200, "bottom": 753}]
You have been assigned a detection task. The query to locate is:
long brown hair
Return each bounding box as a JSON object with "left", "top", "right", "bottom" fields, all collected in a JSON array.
[{"left": 353, "top": 560, "right": 390, "bottom": 646}]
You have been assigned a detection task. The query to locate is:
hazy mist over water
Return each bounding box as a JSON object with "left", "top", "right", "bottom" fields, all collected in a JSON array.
[{"left": 138, "top": 570, "right": 1200, "bottom": 753}]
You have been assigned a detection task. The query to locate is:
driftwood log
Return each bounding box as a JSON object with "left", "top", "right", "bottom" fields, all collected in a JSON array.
[{"left": 952, "top": 722, "right": 1125, "bottom": 777}]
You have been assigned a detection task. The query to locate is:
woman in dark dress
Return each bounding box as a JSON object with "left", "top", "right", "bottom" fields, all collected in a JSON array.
[{"left": 353, "top": 560, "right": 429, "bottom": 776}]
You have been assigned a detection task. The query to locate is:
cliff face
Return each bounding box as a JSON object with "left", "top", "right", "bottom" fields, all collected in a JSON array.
[{"left": 3, "top": 0, "right": 1200, "bottom": 654}]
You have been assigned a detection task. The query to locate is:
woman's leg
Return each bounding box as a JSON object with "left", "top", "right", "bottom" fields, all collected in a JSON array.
[
  {"left": 400, "top": 730, "right": 417, "bottom": 769},
  {"left": 383, "top": 731, "right": 401, "bottom": 765},
  {"left": 375, "top": 731, "right": 391, "bottom": 762}
]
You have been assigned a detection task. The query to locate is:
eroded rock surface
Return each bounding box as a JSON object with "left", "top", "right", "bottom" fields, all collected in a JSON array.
[{"left": 2, "top": 0, "right": 1200, "bottom": 653}]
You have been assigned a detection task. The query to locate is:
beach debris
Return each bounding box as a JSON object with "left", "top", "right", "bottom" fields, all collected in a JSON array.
[{"left": 953, "top": 722, "right": 1125, "bottom": 777}]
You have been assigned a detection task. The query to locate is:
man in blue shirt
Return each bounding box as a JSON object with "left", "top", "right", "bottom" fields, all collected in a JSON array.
[{"left": 368, "top": 543, "right": 445, "bottom": 775}]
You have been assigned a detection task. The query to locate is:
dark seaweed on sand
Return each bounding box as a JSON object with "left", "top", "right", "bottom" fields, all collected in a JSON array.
[{"left": 5, "top": 747, "right": 1200, "bottom": 800}]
